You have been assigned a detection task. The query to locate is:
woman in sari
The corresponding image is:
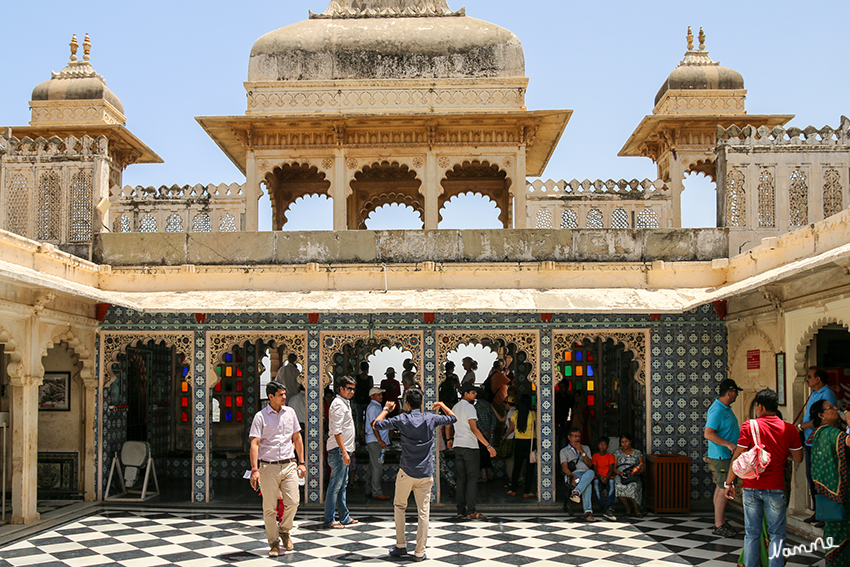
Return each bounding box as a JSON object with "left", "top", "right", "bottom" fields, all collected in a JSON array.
[{"left": 810, "top": 398, "right": 850, "bottom": 566}]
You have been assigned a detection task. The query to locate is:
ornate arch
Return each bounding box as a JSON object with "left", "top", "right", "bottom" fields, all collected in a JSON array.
[
  {"left": 684, "top": 157, "right": 717, "bottom": 183},
  {"left": 348, "top": 161, "right": 423, "bottom": 230},
  {"left": 437, "top": 190, "right": 500, "bottom": 225},
  {"left": 42, "top": 327, "right": 95, "bottom": 385},
  {"left": 435, "top": 330, "right": 539, "bottom": 385},
  {"left": 728, "top": 326, "right": 776, "bottom": 375},
  {"left": 440, "top": 160, "right": 512, "bottom": 228},
  {"left": 319, "top": 331, "right": 423, "bottom": 389},
  {"left": 361, "top": 192, "right": 424, "bottom": 226},
  {"left": 0, "top": 326, "right": 24, "bottom": 379},
  {"left": 264, "top": 162, "right": 331, "bottom": 230},
  {"left": 100, "top": 331, "right": 193, "bottom": 388},
  {"left": 552, "top": 329, "right": 648, "bottom": 385},
  {"left": 794, "top": 316, "right": 850, "bottom": 376},
  {"left": 206, "top": 331, "right": 308, "bottom": 388}
]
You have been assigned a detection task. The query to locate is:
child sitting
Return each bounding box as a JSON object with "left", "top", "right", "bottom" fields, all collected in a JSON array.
[{"left": 592, "top": 437, "right": 617, "bottom": 521}]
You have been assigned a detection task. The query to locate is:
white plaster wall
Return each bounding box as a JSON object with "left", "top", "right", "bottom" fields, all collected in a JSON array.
[{"left": 38, "top": 342, "right": 83, "bottom": 466}]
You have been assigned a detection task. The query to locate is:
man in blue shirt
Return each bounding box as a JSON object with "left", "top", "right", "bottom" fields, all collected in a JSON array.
[
  {"left": 704, "top": 378, "right": 741, "bottom": 538},
  {"left": 365, "top": 386, "right": 390, "bottom": 499},
  {"left": 798, "top": 367, "right": 836, "bottom": 525},
  {"left": 374, "top": 389, "right": 456, "bottom": 562}
]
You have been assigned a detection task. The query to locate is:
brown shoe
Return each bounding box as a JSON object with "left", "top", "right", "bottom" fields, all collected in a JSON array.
[
  {"left": 280, "top": 532, "right": 293, "bottom": 552},
  {"left": 269, "top": 540, "right": 280, "bottom": 557},
  {"left": 374, "top": 494, "right": 391, "bottom": 500}
]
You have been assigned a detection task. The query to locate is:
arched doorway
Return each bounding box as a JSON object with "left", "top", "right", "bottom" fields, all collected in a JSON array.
[{"left": 348, "top": 161, "right": 423, "bottom": 230}]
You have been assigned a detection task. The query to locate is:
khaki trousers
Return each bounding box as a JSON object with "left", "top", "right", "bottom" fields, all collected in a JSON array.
[
  {"left": 394, "top": 469, "right": 433, "bottom": 557},
  {"left": 259, "top": 461, "right": 299, "bottom": 544}
]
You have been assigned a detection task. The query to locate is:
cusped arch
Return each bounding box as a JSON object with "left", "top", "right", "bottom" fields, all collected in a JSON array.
[
  {"left": 100, "top": 332, "right": 193, "bottom": 388},
  {"left": 552, "top": 330, "right": 647, "bottom": 385},
  {"left": 435, "top": 330, "right": 539, "bottom": 385},
  {"left": 437, "top": 191, "right": 501, "bottom": 226},
  {"left": 794, "top": 317, "right": 850, "bottom": 377},
  {"left": 684, "top": 158, "right": 717, "bottom": 183},
  {"left": 42, "top": 328, "right": 95, "bottom": 385},
  {"left": 728, "top": 326, "right": 776, "bottom": 376},
  {"left": 440, "top": 160, "right": 512, "bottom": 228},
  {"left": 320, "top": 331, "right": 423, "bottom": 389},
  {"left": 207, "top": 331, "right": 308, "bottom": 389},
  {"left": 265, "top": 162, "right": 331, "bottom": 230},
  {"left": 349, "top": 161, "right": 423, "bottom": 230},
  {"left": 0, "top": 327, "right": 24, "bottom": 380}
]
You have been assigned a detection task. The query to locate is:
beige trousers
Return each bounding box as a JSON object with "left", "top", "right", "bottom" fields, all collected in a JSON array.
[
  {"left": 394, "top": 469, "right": 433, "bottom": 557},
  {"left": 259, "top": 461, "right": 300, "bottom": 544}
]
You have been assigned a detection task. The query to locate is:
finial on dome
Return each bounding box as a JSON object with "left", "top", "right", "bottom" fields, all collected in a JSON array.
[
  {"left": 698, "top": 27, "right": 705, "bottom": 50},
  {"left": 83, "top": 33, "right": 91, "bottom": 61},
  {"left": 686, "top": 26, "right": 693, "bottom": 50},
  {"left": 69, "top": 34, "right": 78, "bottom": 62}
]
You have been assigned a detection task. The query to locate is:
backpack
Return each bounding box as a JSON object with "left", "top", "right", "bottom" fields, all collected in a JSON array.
[{"left": 731, "top": 419, "right": 772, "bottom": 480}]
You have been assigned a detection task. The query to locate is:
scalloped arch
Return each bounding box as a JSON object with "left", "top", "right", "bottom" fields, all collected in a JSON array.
[
  {"left": 552, "top": 330, "right": 647, "bottom": 386},
  {"left": 437, "top": 191, "right": 501, "bottom": 225},
  {"left": 101, "top": 332, "right": 193, "bottom": 388},
  {"left": 435, "top": 330, "right": 539, "bottom": 386},
  {"left": 440, "top": 160, "right": 511, "bottom": 228},
  {"left": 794, "top": 317, "right": 850, "bottom": 376},
  {"left": 728, "top": 326, "right": 776, "bottom": 375},
  {"left": 207, "top": 332, "right": 308, "bottom": 389},
  {"left": 42, "top": 328, "right": 95, "bottom": 385}
]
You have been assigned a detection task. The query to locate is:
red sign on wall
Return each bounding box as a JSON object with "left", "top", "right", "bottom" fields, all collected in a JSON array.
[{"left": 747, "top": 349, "right": 761, "bottom": 370}]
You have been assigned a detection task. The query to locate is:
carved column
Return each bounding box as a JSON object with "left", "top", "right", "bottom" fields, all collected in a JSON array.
[
  {"left": 82, "top": 379, "right": 97, "bottom": 500},
  {"left": 424, "top": 152, "right": 439, "bottom": 230},
  {"left": 666, "top": 155, "right": 685, "bottom": 229},
  {"left": 514, "top": 150, "right": 527, "bottom": 228},
  {"left": 245, "top": 151, "right": 260, "bottom": 231},
  {"left": 9, "top": 375, "right": 41, "bottom": 524},
  {"left": 333, "top": 150, "right": 347, "bottom": 231}
]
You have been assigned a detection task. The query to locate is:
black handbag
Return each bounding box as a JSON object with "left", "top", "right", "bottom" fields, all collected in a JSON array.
[{"left": 621, "top": 465, "right": 640, "bottom": 485}]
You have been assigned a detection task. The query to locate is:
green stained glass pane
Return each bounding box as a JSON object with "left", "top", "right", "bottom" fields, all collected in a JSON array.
[
  {"left": 564, "top": 367, "right": 572, "bottom": 377},
  {"left": 576, "top": 380, "right": 584, "bottom": 391}
]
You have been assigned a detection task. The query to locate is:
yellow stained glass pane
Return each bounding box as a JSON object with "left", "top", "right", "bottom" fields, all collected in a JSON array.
[
  {"left": 226, "top": 366, "right": 232, "bottom": 377},
  {"left": 587, "top": 380, "right": 594, "bottom": 391},
  {"left": 576, "top": 366, "right": 583, "bottom": 377}
]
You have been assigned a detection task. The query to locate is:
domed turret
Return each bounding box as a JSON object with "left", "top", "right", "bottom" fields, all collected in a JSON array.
[
  {"left": 653, "top": 27, "right": 745, "bottom": 115},
  {"left": 244, "top": 0, "right": 528, "bottom": 115},
  {"left": 30, "top": 34, "right": 126, "bottom": 126}
]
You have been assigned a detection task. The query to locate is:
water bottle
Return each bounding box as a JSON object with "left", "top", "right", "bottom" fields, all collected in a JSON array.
[{"left": 379, "top": 449, "right": 385, "bottom": 464}]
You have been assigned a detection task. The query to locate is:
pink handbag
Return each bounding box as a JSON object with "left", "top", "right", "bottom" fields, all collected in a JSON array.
[{"left": 731, "top": 419, "right": 771, "bottom": 480}]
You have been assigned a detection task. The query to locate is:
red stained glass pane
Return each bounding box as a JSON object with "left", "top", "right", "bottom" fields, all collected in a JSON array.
[
  {"left": 181, "top": 412, "right": 188, "bottom": 422},
  {"left": 587, "top": 395, "right": 595, "bottom": 405},
  {"left": 225, "top": 396, "right": 232, "bottom": 407},
  {"left": 589, "top": 409, "right": 596, "bottom": 419},
  {"left": 236, "top": 396, "right": 243, "bottom": 407},
  {"left": 236, "top": 411, "right": 243, "bottom": 422},
  {"left": 236, "top": 381, "right": 243, "bottom": 392},
  {"left": 214, "top": 382, "right": 221, "bottom": 392},
  {"left": 236, "top": 356, "right": 242, "bottom": 362},
  {"left": 588, "top": 354, "right": 594, "bottom": 361},
  {"left": 236, "top": 368, "right": 243, "bottom": 377},
  {"left": 181, "top": 397, "right": 188, "bottom": 407}
]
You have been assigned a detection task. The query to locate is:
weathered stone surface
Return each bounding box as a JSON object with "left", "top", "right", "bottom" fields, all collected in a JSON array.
[
  {"left": 96, "top": 229, "right": 728, "bottom": 265},
  {"left": 187, "top": 232, "right": 275, "bottom": 265}
]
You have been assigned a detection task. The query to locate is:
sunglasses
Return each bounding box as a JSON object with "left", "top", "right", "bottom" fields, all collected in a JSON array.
[{"left": 343, "top": 386, "right": 356, "bottom": 391}]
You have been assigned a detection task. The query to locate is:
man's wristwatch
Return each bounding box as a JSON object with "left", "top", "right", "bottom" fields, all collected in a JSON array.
[
  {"left": 581, "top": 452, "right": 587, "bottom": 457},
  {"left": 723, "top": 481, "right": 734, "bottom": 489}
]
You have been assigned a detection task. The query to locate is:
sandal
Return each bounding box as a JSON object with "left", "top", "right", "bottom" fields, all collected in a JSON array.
[
  {"left": 456, "top": 513, "right": 467, "bottom": 520},
  {"left": 466, "top": 512, "right": 487, "bottom": 520},
  {"left": 344, "top": 519, "right": 360, "bottom": 526},
  {"left": 584, "top": 513, "right": 597, "bottom": 523},
  {"left": 325, "top": 522, "right": 345, "bottom": 529}
]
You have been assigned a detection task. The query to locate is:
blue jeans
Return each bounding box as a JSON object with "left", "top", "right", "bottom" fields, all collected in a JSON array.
[
  {"left": 568, "top": 470, "right": 596, "bottom": 513},
  {"left": 742, "top": 488, "right": 786, "bottom": 567},
  {"left": 324, "top": 448, "right": 351, "bottom": 526},
  {"left": 593, "top": 478, "right": 616, "bottom": 510}
]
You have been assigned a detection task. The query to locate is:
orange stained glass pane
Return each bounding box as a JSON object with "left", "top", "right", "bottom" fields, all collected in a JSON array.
[
  {"left": 226, "top": 366, "right": 233, "bottom": 377},
  {"left": 564, "top": 351, "right": 572, "bottom": 362},
  {"left": 181, "top": 382, "right": 188, "bottom": 392},
  {"left": 576, "top": 366, "right": 583, "bottom": 377}
]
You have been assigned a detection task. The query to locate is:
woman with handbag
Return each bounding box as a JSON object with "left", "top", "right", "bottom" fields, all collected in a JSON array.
[
  {"left": 506, "top": 395, "right": 536, "bottom": 498},
  {"left": 810, "top": 399, "right": 850, "bottom": 566},
  {"left": 613, "top": 433, "right": 645, "bottom": 517}
]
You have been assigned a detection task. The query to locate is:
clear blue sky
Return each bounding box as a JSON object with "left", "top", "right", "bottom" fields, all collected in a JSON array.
[{"left": 2, "top": 0, "right": 847, "bottom": 230}]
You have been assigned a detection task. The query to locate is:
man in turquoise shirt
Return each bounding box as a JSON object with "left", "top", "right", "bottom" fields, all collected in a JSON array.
[
  {"left": 798, "top": 367, "right": 837, "bottom": 525},
  {"left": 704, "top": 378, "right": 741, "bottom": 538}
]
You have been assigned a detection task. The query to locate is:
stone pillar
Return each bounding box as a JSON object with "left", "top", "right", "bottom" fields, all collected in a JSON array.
[
  {"left": 333, "top": 150, "right": 347, "bottom": 231},
  {"left": 245, "top": 151, "right": 260, "bottom": 231},
  {"left": 10, "top": 375, "right": 41, "bottom": 524},
  {"left": 666, "top": 156, "right": 685, "bottom": 229},
  {"left": 513, "top": 150, "right": 527, "bottom": 229},
  {"left": 193, "top": 330, "right": 210, "bottom": 503},
  {"left": 538, "top": 328, "right": 555, "bottom": 504},
  {"left": 423, "top": 152, "right": 439, "bottom": 230},
  {"left": 423, "top": 329, "right": 438, "bottom": 500},
  {"left": 82, "top": 380, "right": 97, "bottom": 500}
]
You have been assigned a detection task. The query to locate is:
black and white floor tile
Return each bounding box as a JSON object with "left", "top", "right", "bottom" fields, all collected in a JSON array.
[{"left": 0, "top": 510, "right": 824, "bottom": 566}]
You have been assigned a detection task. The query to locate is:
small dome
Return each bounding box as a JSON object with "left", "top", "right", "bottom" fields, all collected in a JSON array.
[
  {"left": 248, "top": 10, "right": 524, "bottom": 82},
  {"left": 654, "top": 28, "right": 744, "bottom": 107},
  {"left": 31, "top": 34, "right": 124, "bottom": 114}
]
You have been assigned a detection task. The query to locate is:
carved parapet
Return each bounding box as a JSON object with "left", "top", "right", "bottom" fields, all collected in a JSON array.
[
  {"left": 717, "top": 116, "right": 850, "bottom": 148},
  {"left": 112, "top": 183, "right": 245, "bottom": 203},
  {"left": 0, "top": 134, "right": 108, "bottom": 159},
  {"left": 526, "top": 178, "right": 669, "bottom": 199}
]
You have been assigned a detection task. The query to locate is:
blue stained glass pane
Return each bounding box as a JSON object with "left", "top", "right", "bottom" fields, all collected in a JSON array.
[
  {"left": 182, "top": 366, "right": 189, "bottom": 377},
  {"left": 225, "top": 353, "right": 233, "bottom": 362},
  {"left": 587, "top": 366, "right": 594, "bottom": 376},
  {"left": 576, "top": 352, "right": 583, "bottom": 362},
  {"left": 225, "top": 412, "right": 232, "bottom": 421}
]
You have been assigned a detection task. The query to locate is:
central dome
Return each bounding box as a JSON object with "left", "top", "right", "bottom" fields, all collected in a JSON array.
[{"left": 248, "top": 1, "right": 525, "bottom": 82}]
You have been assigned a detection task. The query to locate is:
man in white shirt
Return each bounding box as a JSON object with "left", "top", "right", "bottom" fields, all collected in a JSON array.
[
  {"left": 559, "top": 427, "right": 596, "bottom": 522},
  {"left": 249, "top": 380, "right": 306, "bottom": 556},
  {"left": 288, "top": 385, "right": 306, "bottom": 431},
  {"left": 324, "top": 375, "right": 357, "bottom": 529},
  {"left": 447, "top": 382, "right": 497, "bottom": 519},
  {"left": 276, "top": 353, "right": 301, "bottom": 402}
]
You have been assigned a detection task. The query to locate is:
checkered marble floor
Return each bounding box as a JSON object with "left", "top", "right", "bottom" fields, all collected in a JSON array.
[{"left": 0, "top": 509, "right": 824, "bottom": 567}]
